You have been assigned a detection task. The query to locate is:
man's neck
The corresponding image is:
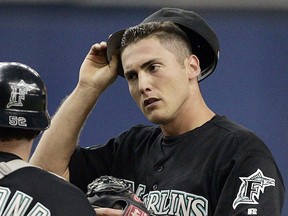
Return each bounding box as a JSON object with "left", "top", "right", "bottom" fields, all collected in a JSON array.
[{"left": 0, "top": 140, "right": 33, "bottom": 162}]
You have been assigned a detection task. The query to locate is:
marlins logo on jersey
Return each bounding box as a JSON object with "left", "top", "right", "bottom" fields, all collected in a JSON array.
[{"left": 233, "top": 169, "right": 275, "bottom": 209}]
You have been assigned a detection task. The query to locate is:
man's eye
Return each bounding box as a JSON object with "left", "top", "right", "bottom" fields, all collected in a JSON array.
[
  {"left": 125, "top": 73, "right": 137, "bottom": 81},
  {"left": 149, "top": 64, "right": 160, "bottom": 72}
]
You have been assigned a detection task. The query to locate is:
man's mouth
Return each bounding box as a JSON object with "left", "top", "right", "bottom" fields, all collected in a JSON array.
[{"left": 143, "top": 98, "right": 160, "bottom": 107}]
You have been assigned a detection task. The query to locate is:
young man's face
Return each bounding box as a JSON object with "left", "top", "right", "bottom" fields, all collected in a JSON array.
[{"left": 121, "top": 37, "right": 199, "bottom": 125}]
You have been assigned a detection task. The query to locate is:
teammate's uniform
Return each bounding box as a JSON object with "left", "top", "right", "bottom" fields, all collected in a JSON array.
[
  {"left": 69, "top": 115, "right": 285, "bottom": 215},
  {"left": 0, "top": 152, "right": 95, "bottom": 216}
]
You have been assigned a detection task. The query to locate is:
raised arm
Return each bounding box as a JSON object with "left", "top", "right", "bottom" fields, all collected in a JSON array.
[{"left": 30, "top": 42, "right": 118, "bottom": 180}]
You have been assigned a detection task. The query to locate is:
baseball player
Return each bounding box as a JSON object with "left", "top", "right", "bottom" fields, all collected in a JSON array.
[
  {"left": 0, "top": 62, "right": 96, "bottom": 216},
  {"left": 31, "top": 8, "right": 285, "bottom": 216}
]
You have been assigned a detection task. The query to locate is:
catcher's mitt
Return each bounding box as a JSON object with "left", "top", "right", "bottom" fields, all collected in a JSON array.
[{"left": 86, "top": 175, "right": 151, "bottom": 216}]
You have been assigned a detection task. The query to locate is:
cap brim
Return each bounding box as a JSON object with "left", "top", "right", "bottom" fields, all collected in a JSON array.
[{"left": 107, "top": 30, "right": 126, "bottom": 76}]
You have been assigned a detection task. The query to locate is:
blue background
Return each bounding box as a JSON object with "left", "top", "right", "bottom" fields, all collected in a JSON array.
[{"left": 0, "top": 5, "right": 287, "bottom": 215}]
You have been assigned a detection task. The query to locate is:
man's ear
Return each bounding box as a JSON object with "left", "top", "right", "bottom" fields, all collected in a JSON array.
[{"left": 186, "top": 55, "right": 201, "bottom": 80}]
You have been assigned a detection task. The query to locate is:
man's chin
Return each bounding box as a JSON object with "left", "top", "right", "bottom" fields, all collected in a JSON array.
[{"left": 146, "top": 114, "right": 167, "bottom": 125}]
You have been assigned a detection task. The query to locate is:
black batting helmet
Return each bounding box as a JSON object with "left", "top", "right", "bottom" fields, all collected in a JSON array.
[{"left": 0, "top": 62, "right": 50, "bottom": 130}]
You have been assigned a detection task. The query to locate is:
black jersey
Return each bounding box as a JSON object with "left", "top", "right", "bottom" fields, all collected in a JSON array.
[
  {"left": 0, "top": 152, "right": 95, "bottom": 216},
  {"left": 69, "top": 115, "right": 285, "bottom": 216}
]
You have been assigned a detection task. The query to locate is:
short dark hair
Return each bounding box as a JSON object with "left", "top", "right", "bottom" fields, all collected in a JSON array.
[
  {"left": 0, "top": 127, "right": 40, "bottom": 142},
  {"left": 121, "top": 21, "right": 193, "bottom": 66}
]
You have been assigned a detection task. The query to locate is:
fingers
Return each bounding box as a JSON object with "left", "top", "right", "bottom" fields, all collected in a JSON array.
[
  {"left": 84, "top": 42, "right": 108, "bottom": 66},
  {"left": 78, "top": 42, "right": 118, "bottom": 94},
  {"left": 91, "top": 42, "right": 107, "bottom": 56},
  {"left": 91, "top": 41, "right": 120, "bottom": 76},
  {"left": 94, "top": 207, "right": 124, "bottom": 216}
]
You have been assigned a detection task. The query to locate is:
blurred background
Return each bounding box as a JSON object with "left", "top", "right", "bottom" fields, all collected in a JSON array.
[{"left": 0, "top": 0, "right": 287, "bottom": 214}]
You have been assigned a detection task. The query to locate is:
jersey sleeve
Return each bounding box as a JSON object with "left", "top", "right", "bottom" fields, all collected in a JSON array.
[
  {"left": 68, "top": 125, "right": 157, "bottom": 193},
  {"left": 68, "top": 129, "right": 132, "bottom": 193},
  {"left": 213, "top": 131, "right": 285, "bottom": 215}
]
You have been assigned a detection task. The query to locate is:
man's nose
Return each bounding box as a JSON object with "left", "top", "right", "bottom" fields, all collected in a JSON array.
[{"left": 138, "top": 72, "right": 151, "bottom": 94}]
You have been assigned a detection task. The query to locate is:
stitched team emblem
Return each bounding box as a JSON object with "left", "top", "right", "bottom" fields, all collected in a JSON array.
[{"left": 233, "top": 169, "right": 275, "bottom": 209}]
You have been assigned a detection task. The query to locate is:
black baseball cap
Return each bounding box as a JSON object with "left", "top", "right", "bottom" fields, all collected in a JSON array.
[{"left": 106, "top": 7, "right": 220, "bottom": 82}]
